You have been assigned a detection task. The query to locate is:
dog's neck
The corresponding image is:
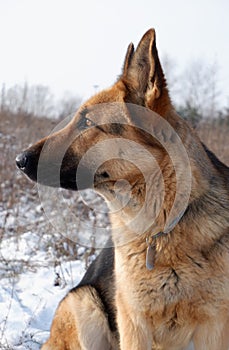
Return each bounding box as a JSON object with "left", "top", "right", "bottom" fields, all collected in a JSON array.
[
  {"left": 106, "top": 167, "right": 178, "bottom": 246},
  {"left": 145, "top": 208, "right": 187, "bottom": 270}
]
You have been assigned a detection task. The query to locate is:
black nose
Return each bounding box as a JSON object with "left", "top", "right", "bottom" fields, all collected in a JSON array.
[
  {"left": 16, "top": 152, "right": 28, "bottom": 169},
  {"left": 15, "top": 150, "right": 38, "bottom": 181}
]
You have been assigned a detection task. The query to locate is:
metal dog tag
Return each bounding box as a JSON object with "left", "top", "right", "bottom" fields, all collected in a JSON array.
[{"left": 146, "top": 243, "right": 155, "bottom": 270}]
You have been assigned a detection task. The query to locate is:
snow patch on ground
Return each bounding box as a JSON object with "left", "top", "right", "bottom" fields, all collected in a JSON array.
[
  {"left": 0, "top": 246, "right": 85, "bottom": 349},
  {"left": 0, "top": 180, "right": 103, "bottom": 349}
]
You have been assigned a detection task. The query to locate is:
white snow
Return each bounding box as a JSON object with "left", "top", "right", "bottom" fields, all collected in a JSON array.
[
  {"left": 0, "top": 174, "right": 107, "bottom": 349},
  {"left": 0, "top": 230, "right": 85, "bottom": 349}
]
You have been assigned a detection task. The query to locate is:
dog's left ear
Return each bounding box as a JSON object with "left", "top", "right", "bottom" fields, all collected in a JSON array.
[{"left": 121, "top": 29, "right": 169, "bottom": 108}]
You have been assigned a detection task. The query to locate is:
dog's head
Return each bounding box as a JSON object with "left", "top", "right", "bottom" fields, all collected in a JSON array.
[
  {"left": 16, "top": 29, "right": 171, "bottom": 188},
  {"left": 16, "top": 29, "right": 209, "bottom": 233}
]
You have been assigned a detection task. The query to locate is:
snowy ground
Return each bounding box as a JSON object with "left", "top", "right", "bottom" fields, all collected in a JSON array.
[
  {"left": 0, "top": 253, "right": 84, "bottom": 349},
  {"left": 0, "top": 203, "right": 87, "bottom": 349},
  {"left": 0, "top": 174, "right": 109, "bottom": 349}
]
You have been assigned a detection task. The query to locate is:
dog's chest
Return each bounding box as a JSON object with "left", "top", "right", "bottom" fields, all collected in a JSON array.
[
  {"left": 127, "top": 266, "right": 184, "bottom": 311},
  {"left": 116, "top": 248, "right": 183, "bottom": 299},
  {"left": 116, "top": 257, "right": 200, "bottom": 348},
  {"left": 115, "top": 249, "right": 209, "bottom": 324}
]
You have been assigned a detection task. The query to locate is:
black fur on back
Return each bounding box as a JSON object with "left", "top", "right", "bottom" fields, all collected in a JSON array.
[
  {"left": 71, "top": 238, "right": 116, "bottom": 331},
  {"left": 202, "top": 143, "right": 229, "bottom": 179}
]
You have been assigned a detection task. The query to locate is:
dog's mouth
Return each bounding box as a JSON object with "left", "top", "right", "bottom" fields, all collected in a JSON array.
[{"left": 16, "top": 162, "right": 78, "bottom": 191}]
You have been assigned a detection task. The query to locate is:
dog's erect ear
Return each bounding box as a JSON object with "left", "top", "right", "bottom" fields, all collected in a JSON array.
[
  {"left": 122, "top": 42, "right": 135, "bottom": 77},
  {"left": 121, "top": 29, "right": 169, "bottom": 108}
]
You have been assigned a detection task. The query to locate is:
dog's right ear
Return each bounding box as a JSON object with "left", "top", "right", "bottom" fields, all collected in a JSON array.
[{"left": 121, "top": 29, "right": 171, "bottom": 112}]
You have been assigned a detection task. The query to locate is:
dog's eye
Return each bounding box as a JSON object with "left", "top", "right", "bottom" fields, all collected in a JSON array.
[
  {"left": 77, "top": 114, "right": 95, "bottom": 130},
  {"left": 85, "top": 118, "right": 94, "bottom": 127}
]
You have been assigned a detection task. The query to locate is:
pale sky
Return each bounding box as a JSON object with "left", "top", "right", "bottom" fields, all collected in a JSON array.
[{"left": 0, "top": 0, "right": 229, "bottom": 106}]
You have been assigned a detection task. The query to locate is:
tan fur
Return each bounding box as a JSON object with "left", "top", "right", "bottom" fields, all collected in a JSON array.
[
  {"left": 42, "top": 287, "right": 118, "bottom": 350},
  {"left": 21, "top": 29, "right": 229, "bottom": 350}
]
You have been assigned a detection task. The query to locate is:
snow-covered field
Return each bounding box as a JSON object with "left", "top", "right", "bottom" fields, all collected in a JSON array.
[
  {"left": 0, "top": 161, "right": 110, "bottom": 350},
  {"left": 0, "top": 251, "right": 84, "bottom": 349},
  {"left": 0, "top": 183, "right": 110, "bottom": 349}
]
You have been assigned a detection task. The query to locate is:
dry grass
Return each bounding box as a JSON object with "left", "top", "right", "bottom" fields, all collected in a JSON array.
[{"left": 198, "top": 119, "right": 229, "bottom": 166}]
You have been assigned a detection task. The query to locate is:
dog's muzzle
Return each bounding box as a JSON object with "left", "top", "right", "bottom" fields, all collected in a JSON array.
[{"left": 15, "top": 150, "right": 92, "bottom": 191}]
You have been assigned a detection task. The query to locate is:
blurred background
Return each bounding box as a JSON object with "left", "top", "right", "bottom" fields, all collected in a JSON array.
[{"left": 0, "top": 0, "right": 228, "bottom": 348}]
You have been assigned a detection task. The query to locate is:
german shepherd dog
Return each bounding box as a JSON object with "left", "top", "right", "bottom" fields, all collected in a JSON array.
[{"left": 16, "top": 29, "right": 229, "bottom": 350}]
